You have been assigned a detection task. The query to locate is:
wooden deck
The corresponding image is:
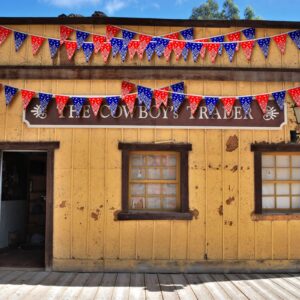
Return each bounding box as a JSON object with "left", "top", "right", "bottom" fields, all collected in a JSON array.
[{"left": 0, "top": 271, "right": 300, "bottom": 299}]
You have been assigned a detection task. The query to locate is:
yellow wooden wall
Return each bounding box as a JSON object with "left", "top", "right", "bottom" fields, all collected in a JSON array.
[{"left": 0, "top": 23, "right": 299, "bottom": 271}]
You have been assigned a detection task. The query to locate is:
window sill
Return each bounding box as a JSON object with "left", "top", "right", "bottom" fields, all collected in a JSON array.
[
  {"left": 116, "top": 211, "right": 194, "bottom": 220},
  {"left": 251, "top": 213, "right": 300, "bottom": 221}
]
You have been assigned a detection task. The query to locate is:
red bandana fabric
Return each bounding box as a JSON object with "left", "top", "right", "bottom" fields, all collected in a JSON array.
[
  {"left": 172, "top": 40, "right": 186, "bottom": 61},
  {"left": 121, "top": 81, "right": 136, "bottom": 98},
  {"left": 60, "top": 25, "right": 74, "bottom": 45},
  {"left": 164, "top": 32, "right": 179, "bottom": 40},
  {"left": 221, "top": 97, "right": 236, "bottom": 116},
  {"left": 289, "top": 87, "right": 300, "bottom": 106},
  {"left": 21, "top": 90, "right": 35, "bottom": 109},
  {"left": 128, "top": 40, "right": 140, "bottom": 60},
  {"left": 0, "top": 26, "right": 12, "bottom": 46},
  {"left": 65, "top": 41, "right": 77, "bottom": 60},
  {"left": 55, "top": 95, "right": 69, "bottom": 115},
  {"left": 164, "top": 41, "right": 174, "bottom": 62},
  {"left": 240, "top": 40, "right": 255, "bottom": 61},
  {"left": 227, "top": 32, "right": 241, "bottom": 50},
  {"left": 196, "top": 38, "right": 209, "bottom": 59},
  {"left": 123, "top": 94, "right": 137, "bottom": 114},
  {"left": 106, "top": 25, "right": 120, "bottom": 41},
  {"left": 188, "top": 95, "right": 202, "bottom": 115},
  {"left": 89, "top": 97, "right": 103, "bottom": 116},
  {"left": 206, "top": 43, "right": 220, "bottom": 63},
  {"left": 154, "top": 88, "right": 169, "bottom": 109},
  {"left": 100, "top": 42, "right": 111, "bottom": 63},
  {"left": 273, "top": 34, "right": 287, "bottom": 54},
  {"left": 255, "top": 94, "right": 269, "bottom": 114},
  {"left": 93, "top": 35, "right": 106, "bottom": 54},
  {"left": 138, "top": 34, "right": 152, "bottom": 59},
  {"left": 31, "top": 35, "right": 45, "bottom": 55}
]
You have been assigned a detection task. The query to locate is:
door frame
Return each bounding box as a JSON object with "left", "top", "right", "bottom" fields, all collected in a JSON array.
[{"left": 0, "top": 142, "right": 59, "bottom": 270}]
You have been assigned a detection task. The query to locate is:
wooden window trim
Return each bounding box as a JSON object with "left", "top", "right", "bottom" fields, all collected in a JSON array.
[
  {"left": 117, "top": 142, "right": 193, "bottom": 220},
  {"left": 251, "top": 143, "right": 300, "bottom": 218}
]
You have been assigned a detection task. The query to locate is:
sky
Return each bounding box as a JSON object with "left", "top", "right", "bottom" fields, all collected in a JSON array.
[{"left": 0, "top": 0, "right": 299, "bottom": 21}]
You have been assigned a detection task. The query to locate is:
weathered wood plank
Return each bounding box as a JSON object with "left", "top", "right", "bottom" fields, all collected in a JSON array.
[
  {"left": 145, "top": 274, "right": 162, "bottom": 300},
  {"left": 0, "top": 271, "right": 24, "bottom": 283},
  {"left": 76, "top": 273, "right": 104, "bottom": 300},
  {"left": 112, "top": 273, "right": 131, "bottom": 300},
  {"left": 184, "top": 274, "right": 214, "bottom": 300},
  {"left": 170, "top": 274, "right": 197, "bottom": 300},
  {"left": 129, "top": 273, "right": 146, "bottom": 300},
  {"left": 157, "top": 274, "right": 179, "bottom": 300},
  {"left": 280, "top": 274, "right": 300, "bottom": 289},
  {"left": 94, "top": 273, "right": 117, "bottom": 300}
]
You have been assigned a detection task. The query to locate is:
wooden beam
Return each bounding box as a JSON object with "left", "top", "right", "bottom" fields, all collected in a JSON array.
[{"left": 0, "top": 66, "right": 299, "bottom": 82}]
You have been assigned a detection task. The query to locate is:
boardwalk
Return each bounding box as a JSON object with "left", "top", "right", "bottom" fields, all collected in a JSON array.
[{"left": 0, "top": 271, "right": 300, "bottom": 299}]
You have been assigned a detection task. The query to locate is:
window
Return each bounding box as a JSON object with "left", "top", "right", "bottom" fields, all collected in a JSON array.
[
  {"left": 117, "top": 143, "right": 192, "bottom": 220},
  {"left": 252, "top": 144, "right": 300, "bottom": 216}
]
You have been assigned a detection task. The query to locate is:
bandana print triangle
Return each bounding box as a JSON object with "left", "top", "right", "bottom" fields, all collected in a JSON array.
[
  {"left": 48, "top": 38, "right": 60, "bottom": 58},
  {"left": 227, "top": 31, "right": 241, "bottom": 50},
  {"left": 106, "top": 25, "right": 120, "bottom": 42},
  {"left": 71, "top": 97, "right": 86, "bottom": 116},
  {"left": 172, "top": 93, "right": 185, "bottom": 113},
  {"left": 106, "top": 96, "right": 120, "bottom": 116},
  {"left": 255, "top": 94, "right": 270, "bottom": 114},
  {"left": 272, "top": 91, "right": 286, "bottom": 111},
  {"left": 288, "top": 30, "right": 300, "bottom": 50},
  {"left": 221, "top": 97, "right": 236, "bottom": 116},
  {"left": 60, "top": 25, "right": 73, "bottom": 45},
  {"left": 172, "top": 40, "right": 186, "bottom": 61},
  {"left": 93, "top": 35, "right": 106, "bottom": 54},
  {"left": 4, "top": 85, "right": 18, "bottom": 105},
  {"left": 128, "top": 40, "right": 140, "bottom": 60},
  {"left": 239, "top": 96, "right": 253, "bottom": 115},
  {"left": 154, "top": 89, "right": 169, "bottom": 109},
  {"left": 171, "top": 82, "right": 184, "bottom": 94},
  {"left": 164, "top": 41, "right": 174, "bottom": 62},
  {"left": 211, "top": 35, "right": 224, "bottom": 55},
  {"left": 76, "top": 30, "right": 89, "bottom": 50},
  {"left": 240, "top": 40, "right": 255, "bottom": 61},
  {"left": 100, "top": 42, "right": 111, "bottom": 63},
  {"left": 273, "top": 34, "right": 287, "bottom": 54},
  {"left": 39, "top": 92, "right": 52, "bottom": 113},
  {"left": 257, "top": 37, "right": 271, "bottom": 58},
  {"left": 145, "top": 41, "right": 156, "bottom": 61},
  {"left": 82, "top": 42, "right": 94, "bottom": 62},
  {"left": 188, "top": 42, "right": 202, "bottom": 62},
  {"left": 120, "top": 45, "right": 128, "bottom": 62},
  {"left": 111, "top": 38, "right": 123, "bottom": 57},
  {"left": 164, "top": 32, "right": 179, "bottom": 40},
  {"left": 21, "top": 89, "right": 35, "bottom": 109},
  {"left": 137, "top": 86, "right": 153, "bottom": 111},
  {"left": 122, "top": 29, "right": 136, "bottom": 47},
  {"left": 14, "top": 31, "right": 28, "bottom": 52},
  {"left": 206, "top": 43, "right": 220, "bottom": 63},
  {"left": 224, "top": 42, "right": 237, "bottom": 62},
  {"left": 153, "top": 37, "right": 170, "bottom": 58},
  {"left": 123, "top": 94, "right": 137, "bottom": 114},
  {"left": 188, "top": 95, "right": 202, "bottom": 115},
  {"left": 31, "top": 35, "right": 45, "bottom": 55},
  {"left": 55, "top": 95, "right": 69, "bottom": 116},
  {"left": 196, "top": 39, "right": 208, "bottom": 59},
  {"left": 288, "top": 87, "right": 300, "bottom": 107},
  {"left": 180, "top": 28, "right": 194, "bottom": 40},
  {"left": 121, "top": 81, "right": 136, "bottom": 98},
  {"left": 242, "top": 28, "right": 256, "bottom": 40},
  {"left": 205, "top": 97, "right": 219, "bottom": 116},
  {"left": 181, "top": 42, "right": 191, "bottom": 61},
  {"left": 138, "top": 34, "right": 152, "bottom": 59},
  {"left": 65, "top": 41, "right": 77, "bottom": 60},
  {"left": 0, "top": 26, "right": 11, "bottom": 46},
  {"left": 89, "top": 97, "right": 103, "bottom": 117}
]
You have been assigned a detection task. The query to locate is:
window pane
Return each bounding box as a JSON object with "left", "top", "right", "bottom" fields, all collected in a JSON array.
[
  {"left": 130, "top": 197, "right": 145, "bottom": 209},
  {"left": 131, "top": 155, "right": 145, "bottom": 166},
  {"left": 276, "top": 155, "right": 290, "bottom": 167},
  {"left": 276, "top": 168, "right": 290, "bottom": 180},
  {"left": 130, "top": 183, "right": 145, "bottom": 195},
  {"left": 131, "top": 168, "right": 146, "bottom": 180},
  {"left": 146, "top": 197, "right": 161, "bottom": 209},
  {"left": 292, "top": 156, "right": 300, "bottom": 167},
  {"left": 262, "top": 155, "right": 275, "bottom": 167},
  {"left": 292, "top": 183, "right": 300, "bottom": 195},
  {"left": 162, "top": 184, "right": 176, "bottom": 195},
  {"left": 161, "top": 155, "right": 177, "bottom": 167},
  {"left": 276, "top": 183, "right": 289, "bottom": 195},
  {"left": 147, "top": 184, "right": 160, "bottom": 195},
  {"left": 147, "top": 155, "right": 161, "bottom": 166},
  {"left": 292, "top": 196, "right": 300, "bottom": 209},
  {"left": 262, "top": 183, "right": 274, "bottom": 195},
  {"left": 262, "top": 168, "right": 275, "bottom": 180},
  {"left": 292, "top": 169, "right": 300, "bottom": 180},
  {"left": 262, "top": 197, "right": 275, "bottom": 209},
  {"left": 147, "top": 168, "right": 161, "bottom": 179},
  {"left": 276, "top": 196, "right": 290, "bottom": 209},
  {"left": 163, "top": 197, "right": 177, "bottom": 209},
  {"left": 162, "top": 168, "right": 176, "bottom": 180}
]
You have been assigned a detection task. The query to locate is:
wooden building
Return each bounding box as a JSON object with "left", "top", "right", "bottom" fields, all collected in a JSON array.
[{"left": 0, "top": 16, "right": 299, "bottom": 272}]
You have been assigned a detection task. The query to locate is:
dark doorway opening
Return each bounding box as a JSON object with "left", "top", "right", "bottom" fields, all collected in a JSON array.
[{"left": 0, "top": 152, "right": 47, "bottom": 268}]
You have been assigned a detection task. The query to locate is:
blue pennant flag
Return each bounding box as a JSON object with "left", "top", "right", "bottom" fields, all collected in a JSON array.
[
  {"left": 189, "top": 42, "right": 202, "bottom": 62},
  {"left": 120, "top": 45, "right": 128, "bottom": 62},
  {"left": 181, "top": 42, "right": 191, "bottom": 61},
  {"left": 272, "top": 90, "right": 286, "bottom": 111},
  {"left": 145, "top": 41, "right": 156, "bottom": 61},
  {"left": 71, "top": 97, "right": 86, "bottom": 116},
  {"left": 153, "top": 37, "right": 169, "bottom": 58},
  {"left": 39, "top": 92, "right": 53, "bottom": 113},
  {"left": 172, "top": 93, "right": 185, "bottom": 113},
  {"left": 82, "top": 42, "right": 94, "bottom": 62},
  {"left": 180, "top": 28, "right": 194, "bottom": 40},
  {"left": 171, "top": 82, "right": 184, "bottom": 94},
  {"left": 14, "top": 31, "right": 27, "bottom": 52},
  {"left": 288, "top": 30, "right": 300, "bottom": 50},
  {"left": 4, "top": 85, "right": 18, "bottom": 105},
  {"left": 257, "top": 37, "right": 271, "bottom": 58},
  {"left": 111, "top": 38, "right": 123, "bottom": 57},
  {"left": 48, "top": 38, "right": 60, "bottom": 58},
  {"left": 106, "top": 96, "right": 120, "bottom": 116},
  {"left": 76, "top": 30, "right": 89, "bottom": 49},
  {"left": 242, "top": 28, "right": 255, "bottom": 40},
  {"left": 211, "top": 35, "right": 224, "bottom": 55},
  {"left": 224, "top": 42, "right": 237, "bottom": 62},
  {"left": 137, "top": 86, "right": 153, "bottom": 111},
  {"left": 205, "top": 97, "right": 219, "bottom": 116},
  {"left": 122, "top": 29, "right": 136, "bottom": 46},
  {"left": 239, "top": 96, "right": 253, "bottom": 115}
]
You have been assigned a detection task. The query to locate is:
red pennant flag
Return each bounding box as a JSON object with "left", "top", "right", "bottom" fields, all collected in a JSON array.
[
  {"left": 60, "top": 25, "right": 74, "bottom": 45},
  {"left": 100, "top": 42, "right": 111, "bottom": 63},
  {"left": 196, "top": 38, "right": 209, "bottom": 59},
  {"left": 89, "top": 97, "right": 103, "bottom": 116},
  {"left": 121, "top": 81, "right": 136, "bottom": 98},
  {"left": 31, "top": 35, "right": 45, "bottom": 55},
  {"left": 221, "top": 97, "right": 236, "bottom": 116},
  {"left": 164, "top": 41, "right": 174, "bottom": 62},
  {"left": 106, "top": 25, "right": 120, "bottom": 41},
  {"left": 21, "top": 90, "right": 35, "bottom": 109},
  {"left": 138, "top": 34, "right": 152, "bottom": 59},
  {"left": 188, "top": 95, "right": 202, "bottom": 115},
  {"left": 227, "top": 31, "right": 241, "bottom": 50},
  {"left": 154, "top": 88, "right": 169, "bottom": 109},
  {"left": 65, "top": 41, "right": 77, "bottom": 60},
  {"left": 128, "top": 40, "right": 140, "bottom": 60},
  {"left": 55, "top": 95, "right": 69, "bottom": 115},
  {"left": 240, "top": 40, "right": 255, "bottom": 61},
  {"left": 255, "top": 94, "right": 269, "bottom": 114},
  {"left": 93, "top": 34, "right": 106, "bottom": 54},
  {"left": 206, "top": 43, "right": 220, "bottom": 63},
  {"left": 289, "top": 87, "right": 300, "bottom": 107},
  {"left": 172, "top": 40, "right": 186, "bottom": 61},
  {"left": 273, "top": 34, "right": 287, "bottom": 54},
  {"left": 123, "top": 93, "right": 137, "bottom": 114},
  {"left": 0, "top": 26, "right": 12, "bottom": 46},
  {"left": 164, "top": 32, "right": 179, "bottom": 40}
]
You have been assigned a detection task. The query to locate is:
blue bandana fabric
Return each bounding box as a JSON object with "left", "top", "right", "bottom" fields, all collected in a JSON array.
[
  {"left": 181, "top": 42, "right": 191, "bottom": 61},
  {"left": 224, "top": 42, "right": 237, "bottom": 62},
  {"left": 120, "top": 45, "right": 128, "bottom": 62},
  {"left": 172, "top": 93, "right": 185, "bottom": 113},
  {"left": 145, "top": 41, "right": 156, "bottom": 61},
  {"left": 272, "top": 91, "right": 286, "bottom": 111},
  {"left": 171, "top": 82, "right": 184, "bottom": 94},
  {"left": 211, "top": 35, "right": 224, "bottom": 55},
  {"left": 137, "top": 86, "right": 153, "bottom": 111},
  {"left": 71, "top": 97, "right": 86, "bottom": 116},
  {"left": 257, "top": 37, "right": 271, "bottom": 58},
  {"left": 4, "top": 85, "right": 18, "bottom": 105},
  {"left": 76, "top": 30, "right": 89, "bottom": 49},
  {"left": 82, "top": 42, "right": 94, "bottom": 62},
  {"left": 39, "top": 92, "right": 52, "bottom": 113},
  {"left": 122, "top": 30, "right": 136, "bottom": 46},
  {"left": 239, "top": 96, "right": 253, "bottom": 115},
  {"left": 106, "top": 96, "right": 120, "bottom": 116},
  {"left": 180, "top": 28, "right": 194, "bottom": 40},
  {"left": 189, "top": 42, "right": 203, "bottom": 62},
  {"left": 111, "top": 38, "right": 123, "bottom": 57},
  {"left": 242, "top": 28, "right": 256, "bottom": 40},
  {"left": 289, "top": 30, "right": 300, "bottom": 50},
  {"left": 48, "top": 38, "right": 60, "bottom": 58},
  {"left": 153, "top": 37, "right": 170, "bottom": 58},
  {"left": 205, "top": 97, "right": 219, "bottom": 116},
  {"left": 14, "top": 31, "right": 27, "bottom": 52}
]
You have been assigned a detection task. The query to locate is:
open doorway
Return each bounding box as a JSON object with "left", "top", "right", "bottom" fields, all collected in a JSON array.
[{"left": 0, "top": 151, "right": 47, "bottom": 268}]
